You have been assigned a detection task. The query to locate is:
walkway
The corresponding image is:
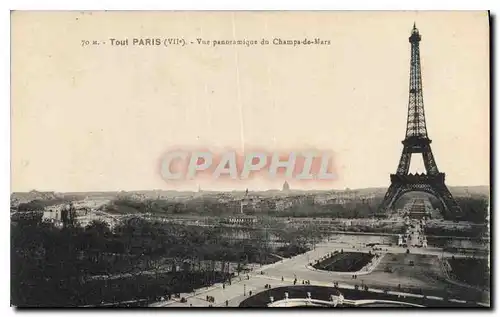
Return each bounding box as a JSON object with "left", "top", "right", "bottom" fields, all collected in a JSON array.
[{"left": 150, "top": 241, "right": 489, "bottom": 307}]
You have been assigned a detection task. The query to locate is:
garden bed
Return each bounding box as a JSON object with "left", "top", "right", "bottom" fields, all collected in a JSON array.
[{"left": 313, "top": 252, "right": 374, "bottom": 272}]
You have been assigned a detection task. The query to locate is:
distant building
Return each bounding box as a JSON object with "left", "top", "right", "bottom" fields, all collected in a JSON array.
[
  {"left": 224, "top": 215, "right": 258, "bottom": 226},
  {"left": 43, "top": 209, "right": 62, "bottom": 221},
  {"left": 274, "top": 199, "right": 293, "bottom": 211},
  {"left": 398, "top": 234, "right": 403, "bottom": 246},
  {"left": 282, "top": 181, "right": 290, "bottom": 191}
]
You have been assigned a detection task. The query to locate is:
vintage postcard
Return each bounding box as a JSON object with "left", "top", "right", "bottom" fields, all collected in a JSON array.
[{"left": 10, "top": 11, "right": 490, "bottom": 308}]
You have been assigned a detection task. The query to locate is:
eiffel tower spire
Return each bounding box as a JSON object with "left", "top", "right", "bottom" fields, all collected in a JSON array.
[
  {"left": 396, "top": 23, "right": 439, "bottom": 176},
  {"left": 406, "top": 23, "right": 428, "bottom": 139}
]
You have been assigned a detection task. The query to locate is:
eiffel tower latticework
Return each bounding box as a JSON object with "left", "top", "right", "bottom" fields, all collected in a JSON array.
[{"left": 378, "top": 24, "right": 462, "bottom": 218}]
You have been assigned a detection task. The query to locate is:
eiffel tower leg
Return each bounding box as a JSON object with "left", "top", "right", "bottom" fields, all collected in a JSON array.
[
  {"left": 422, "top": 146, "right": 439, "bottom": 175},
  {"left": 379, "top": 183, "right": 404, "bottom": 213},
  {"left": 433, "top": 185, "right": 462, "bottom": 218},
  {"left": 397, "top": 152, "right": 412, "bottom": 175}
]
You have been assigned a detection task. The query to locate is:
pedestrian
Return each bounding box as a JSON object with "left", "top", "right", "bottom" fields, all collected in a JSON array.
[
  {"left": 225, "top": 300, "right": 229, "bottom": 307},
  {"left": 281, "top": 276, "right": 284, "bottom": 282}
]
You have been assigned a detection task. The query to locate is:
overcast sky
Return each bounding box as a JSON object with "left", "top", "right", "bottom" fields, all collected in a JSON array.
[{"left": 11, "top": 11, "right": 489, "bottom": 192}]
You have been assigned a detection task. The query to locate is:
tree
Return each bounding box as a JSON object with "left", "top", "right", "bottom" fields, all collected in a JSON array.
[
  {"left": 61, "top": 203, "right": 77, "bottom": 228},
  {"left": 85, "top": 220, "right": 111, "bottom": 237}
]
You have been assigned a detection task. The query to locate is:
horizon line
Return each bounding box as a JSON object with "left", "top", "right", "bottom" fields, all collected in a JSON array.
[{"left": 11, "top": 184, "right": 490, "bottom": 194}]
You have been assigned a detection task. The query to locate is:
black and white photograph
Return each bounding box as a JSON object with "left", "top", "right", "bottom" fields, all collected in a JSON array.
[{"left": 9, "top": 10, "right": 491, "bottom": 308}]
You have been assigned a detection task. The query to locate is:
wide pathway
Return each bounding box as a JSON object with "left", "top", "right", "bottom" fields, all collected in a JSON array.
[{"left": 151, "top": 240, "right": 488, "bottom": 307}]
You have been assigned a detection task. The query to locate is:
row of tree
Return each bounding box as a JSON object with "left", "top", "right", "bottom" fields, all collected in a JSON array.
[
  {"left": 11, "top": 211, "right": 325, "bottom": 307},
  {"left": 106, "top": 193, "right": 489, "bottom": 223},
  {"left": 105, "top": 196, "right": 383, "bottom": 219}
]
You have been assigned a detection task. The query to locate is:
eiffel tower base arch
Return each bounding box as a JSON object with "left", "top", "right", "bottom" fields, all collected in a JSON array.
[{"left": 378, "top": 173, "right": 462, "bottom": 219}]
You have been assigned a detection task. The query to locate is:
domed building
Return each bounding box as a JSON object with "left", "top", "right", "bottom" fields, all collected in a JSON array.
[{"left": 282, "top": 181, "right": 290, "bottom": 191}]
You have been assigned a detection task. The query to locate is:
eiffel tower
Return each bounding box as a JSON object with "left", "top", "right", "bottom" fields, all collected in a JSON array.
[{"left": 378, "top": 24, "right": 462, "bottom": 218}]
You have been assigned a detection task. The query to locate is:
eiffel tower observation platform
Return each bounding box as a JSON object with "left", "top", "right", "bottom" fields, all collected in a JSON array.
[{"left": 390, "top": 173, "right": 445, "bottom": 184}]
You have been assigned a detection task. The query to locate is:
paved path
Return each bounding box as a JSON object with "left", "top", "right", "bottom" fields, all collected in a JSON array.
[
  {"left": 150, "top": 199, "right": 489, "bottom": 307},
  {"left": 150, "top": 240, "right": 489, "bottom": 307}
]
